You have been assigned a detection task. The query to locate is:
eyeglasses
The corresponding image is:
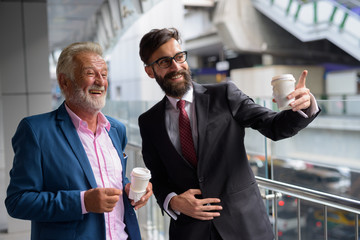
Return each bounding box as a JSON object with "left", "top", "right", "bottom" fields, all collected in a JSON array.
[{"left": 147, "top": 51, "right": 187, "bottom": 69}]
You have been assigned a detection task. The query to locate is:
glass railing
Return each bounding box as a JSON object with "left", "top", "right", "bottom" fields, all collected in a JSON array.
[{"left": 102, "top": 97, "right": 360, "bottom": 240}]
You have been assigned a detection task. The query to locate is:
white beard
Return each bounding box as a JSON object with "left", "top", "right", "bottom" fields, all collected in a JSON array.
[{"left": 66, "top": 81, "right": 106, "bottom": 114}]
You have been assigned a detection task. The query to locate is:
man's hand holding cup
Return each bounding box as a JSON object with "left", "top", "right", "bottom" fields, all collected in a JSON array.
[{"left": 126, "top": 167, "right": 153, "bottom": 210}]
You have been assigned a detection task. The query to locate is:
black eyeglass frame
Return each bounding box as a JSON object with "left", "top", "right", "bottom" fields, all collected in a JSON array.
[{"left": 146, "top": 51, "right": 188, "bottom": 69}]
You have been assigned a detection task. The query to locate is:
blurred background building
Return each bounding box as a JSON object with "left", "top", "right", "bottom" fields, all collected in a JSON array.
[{"left": 1, "top": 0, "right": 360, "bottom": 239}]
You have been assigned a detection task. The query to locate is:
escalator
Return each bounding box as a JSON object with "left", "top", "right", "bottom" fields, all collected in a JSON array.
[
  {"left": 251, "top": 0, "right": 360, "bottom": 60},
  {"left": 214, "top": 0, "right": 360, "bottom": 61}
]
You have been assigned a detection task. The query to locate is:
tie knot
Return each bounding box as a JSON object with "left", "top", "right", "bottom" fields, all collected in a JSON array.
[{"left": 177, "top": 100, "right": 185, "bottom": 110}]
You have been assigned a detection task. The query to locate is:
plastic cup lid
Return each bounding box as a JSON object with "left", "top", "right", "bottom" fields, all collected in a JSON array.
[
  {"left": 271, "top": 74, "right": 295, "bottom": 83},
  {"left": 131, "top": 167, "right": 151, "bottom": 179}
]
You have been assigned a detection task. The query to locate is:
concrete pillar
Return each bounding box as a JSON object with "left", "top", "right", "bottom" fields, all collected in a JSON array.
[{"left": 0, "top": 0, "right": 52, "bottom": 234}]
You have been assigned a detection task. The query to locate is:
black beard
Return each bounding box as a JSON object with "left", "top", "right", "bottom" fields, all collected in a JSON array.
[{"left": 154, "top": 69, "right": 192, "bottom": 98}]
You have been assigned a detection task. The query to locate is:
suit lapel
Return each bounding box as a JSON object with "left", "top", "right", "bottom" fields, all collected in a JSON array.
[
  {"left": 193, "top": 82, "right": 209, "bottom": 168},
  {"left": 56, "top": 103, "right": 98, "bottom": 188},
  {"left": 157, "top": 97, "right": 180, "bottom": 151}
]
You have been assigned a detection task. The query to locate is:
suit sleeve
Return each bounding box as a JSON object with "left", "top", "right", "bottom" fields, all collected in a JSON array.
[
  {"left": 226, "top": 81, "right": 320, "bottom": 141},
  {"left": 5, "top": 118, "right": 83, "bottom": 222}
]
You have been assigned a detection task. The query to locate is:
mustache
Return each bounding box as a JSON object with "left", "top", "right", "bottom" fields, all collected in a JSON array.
[
  {"left": 88, "top": 85, "right": 105, "bottom": 91},
  {"left": 164, "top": 69, "right": 187, "bottom": 79}
]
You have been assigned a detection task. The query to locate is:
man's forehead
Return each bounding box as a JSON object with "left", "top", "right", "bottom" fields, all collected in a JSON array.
[
  {"left": 75, "top": 52, "right": 106, "bottom": 68},
  {"left": 151, "top": 39, "right": 182, "bottom": 58}
]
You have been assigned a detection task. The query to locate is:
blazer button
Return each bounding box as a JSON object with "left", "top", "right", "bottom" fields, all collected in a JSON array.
[{"left": 198, "top": 177, "right": 204, "bottom": 183}]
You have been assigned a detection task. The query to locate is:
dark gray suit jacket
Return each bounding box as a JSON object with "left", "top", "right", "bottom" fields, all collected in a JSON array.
[{"left": 138, "top": 81, "right": 319, "bottom": 240}]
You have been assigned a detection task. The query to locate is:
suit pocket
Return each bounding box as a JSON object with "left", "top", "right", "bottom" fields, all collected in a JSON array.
[
  {"left": 39, "top": 222, "right": 77, "bottom": 239},
  {"left": 219, "top": 183, "right": 273, "bottom": 239}
]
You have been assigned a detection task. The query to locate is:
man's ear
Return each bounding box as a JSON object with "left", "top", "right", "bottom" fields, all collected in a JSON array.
[
  {"left": 58, "top": 73, "right": 70, "bottom": 91},
  {"left": 145, "top": 66, "right": 155, "bottom": 78}
]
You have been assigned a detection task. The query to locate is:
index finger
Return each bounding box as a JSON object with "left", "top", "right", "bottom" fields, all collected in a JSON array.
[
  {"left": 105, "top": 188, "right": 122, "bottom": 196},
  {"left": 188, "top": 189, "right": 202, "bottom": 196},
  {"left": 139, "top": 188, "right": 153, "bottom": 202},
  {"left": 200, "top": 198, "right": 221, "bottom": 205},
  {"left": 296, "top": 70, "right": 308, "bottom": 89}
]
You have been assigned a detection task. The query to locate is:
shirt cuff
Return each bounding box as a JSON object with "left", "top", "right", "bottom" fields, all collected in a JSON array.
[
  {"left": 164, "top": 192, "right": 180, "bottom": 220},
  {"left": 81, "top": 191, "right": 88, "bottom": 214},
  {"left": 297, "top": 93, "right": 319, "bottom": 118}
]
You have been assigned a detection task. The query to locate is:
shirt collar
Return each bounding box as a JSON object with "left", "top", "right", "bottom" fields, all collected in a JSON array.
[
  {"left": 65, "top": 104, "right": 110, "bottom": 131},
  {"left": 166, "top": 85, "right": 194, "bottom": 110}
]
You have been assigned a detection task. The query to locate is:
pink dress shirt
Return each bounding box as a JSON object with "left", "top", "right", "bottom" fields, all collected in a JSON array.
[{"left": 66, "top": 105, "right": 128, "bottom": 240}]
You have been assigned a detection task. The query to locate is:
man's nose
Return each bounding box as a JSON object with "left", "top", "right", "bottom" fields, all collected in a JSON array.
[
  {"left": 168, "top": 58, "right": 182, "bottom": 71},
  {"left": 95, "top": 72, "right": 106, "bottom": 85}
]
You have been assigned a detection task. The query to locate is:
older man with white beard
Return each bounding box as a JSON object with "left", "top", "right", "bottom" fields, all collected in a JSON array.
[{"left": 5, "top": 42, "right": 152, "bottom": 240}]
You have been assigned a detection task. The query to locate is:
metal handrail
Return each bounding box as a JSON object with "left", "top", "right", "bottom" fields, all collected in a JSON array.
[
  {"left": 257, "top": 176, "right": 360, "bottom": 240},
  {"left": 127, "top": 143, "right": 360, "bottom": 239},
  {"left": 256, "top": 176, "right": 360, "bottom": 214}
]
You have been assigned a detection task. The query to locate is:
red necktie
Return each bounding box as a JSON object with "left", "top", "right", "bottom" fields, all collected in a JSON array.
[{"left": 177, "top": 100, "right": 197, "bottom": 167}]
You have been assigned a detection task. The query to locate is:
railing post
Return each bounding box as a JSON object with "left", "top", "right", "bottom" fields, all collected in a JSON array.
[
  {"left": 274, "top": 191, "right": 279, "bottom": 240},
  {"left": 324, "top": 205, "right": 328, "bottom": 240},
  {"left": 294, "top": 3, "right": 302, "bottom": 21},
  {"left": 313, "top": 1, "right": 318, "bottom": 24},
  {"left": 297, "top": 198, "right": 301, "bottom": 240},
  {"left": 356, "top": 214, "right": 359, "bottom": 240},
  {"left": 329, "top": 6, "right": 338, "bottom": 24},
  {"left": 286, "top": 0, "right": 293, "bottom": 16},
  {"left": 340, "top": 12, "right": 349, "bottom": 30}
]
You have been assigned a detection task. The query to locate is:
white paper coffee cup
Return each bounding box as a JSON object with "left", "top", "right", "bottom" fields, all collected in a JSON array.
[
  {"left": 271, "top": 74, "right": 296, "bottom": 111},
  {"left": 129, "top": 167, "right": 151, "bottom": 202}
]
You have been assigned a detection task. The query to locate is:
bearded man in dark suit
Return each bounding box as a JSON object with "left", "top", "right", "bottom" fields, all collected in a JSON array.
[{"left": 138, "top": 28, "right": 320, "bottom": 240}]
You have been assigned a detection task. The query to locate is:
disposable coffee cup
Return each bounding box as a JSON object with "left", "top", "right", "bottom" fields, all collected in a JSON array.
[
  {"left": 129, "top": 167, "right": 151, "bottom": 202},
  {"left": 271, "top": 74, "right": 296, "bottom": 111}
]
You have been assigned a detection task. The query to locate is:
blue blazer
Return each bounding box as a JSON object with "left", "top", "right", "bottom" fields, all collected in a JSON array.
[{"left": 5, "top": 102, "right": 141, "bottom": 240}]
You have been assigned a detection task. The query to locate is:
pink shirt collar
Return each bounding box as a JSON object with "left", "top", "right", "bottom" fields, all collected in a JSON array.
[{"left": 65, "top": 104, "right": 110, "bottom": 132}]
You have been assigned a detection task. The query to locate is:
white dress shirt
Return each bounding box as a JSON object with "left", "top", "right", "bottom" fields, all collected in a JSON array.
[{"left": 162, "top": 83, "right": 319, "bottom": 220}]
